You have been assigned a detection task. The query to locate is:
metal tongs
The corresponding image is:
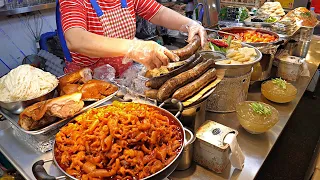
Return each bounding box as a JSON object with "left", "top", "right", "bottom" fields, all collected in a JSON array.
[{"left": 205, "top": 28, "right": 240, "bottom": 40}]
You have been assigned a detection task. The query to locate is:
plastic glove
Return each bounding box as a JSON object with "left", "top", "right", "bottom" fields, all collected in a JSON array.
[
  {"left": 124, "top": 40, "right": 179, "bottom": 70},
  {"left": 180, "top": 20, "right": 207, "bottom": 47}
]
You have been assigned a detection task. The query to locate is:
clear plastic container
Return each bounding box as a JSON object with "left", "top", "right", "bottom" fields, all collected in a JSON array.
[
  {"left": 261, "top": 80, "right": 297, "bottom": 103},
  {"left": 236, "top": 101, "right": 279, "bottom": 134}
]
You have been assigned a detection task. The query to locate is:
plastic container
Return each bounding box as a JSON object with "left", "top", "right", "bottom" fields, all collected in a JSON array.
[
  {"left": 261, "top": 79, "right": 297, "bottom": 103},
  {"left": 236, "top": 101, "right": 279, "bottom": 134}
]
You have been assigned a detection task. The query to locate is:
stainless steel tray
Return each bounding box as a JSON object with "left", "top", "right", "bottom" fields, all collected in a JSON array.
[
  {"left": 276, "top": 25, "right": 301, "bottom": 38},
  {"left": 0, "top": 90, "right": 118, "bottom": 135},
  {"left": 201, "top": 43, "right": 263, "bottom": 69},
  {"left": 244, "top": 16, "right": 275, "bottom": 27}
]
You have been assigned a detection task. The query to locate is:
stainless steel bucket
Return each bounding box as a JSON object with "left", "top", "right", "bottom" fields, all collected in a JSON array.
[
  {"left": 168, "top": 100, "right": 207, "bottom": 132},
  {"left": 207, "top": 69, "right": 252, "bottom": 113},
  {"left": 176, "top": 128, "right": 196, "bottom": 171},
  {"left": 251, "top": 45, "right": 279, "bottom": 82},
  {"left": 286, "top": 26, "right": 314, "bottom": 58},
  {"left": 286, "top": 40, "right": 312, "bottom": 58}
]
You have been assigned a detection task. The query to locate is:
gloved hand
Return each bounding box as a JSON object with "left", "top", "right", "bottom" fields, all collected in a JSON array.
[
  {"left": 124, "top": 40, "right": 179, "bottom": 70},
  {"left": 180, "top": 20, "right": 207, "bottom": 47}
]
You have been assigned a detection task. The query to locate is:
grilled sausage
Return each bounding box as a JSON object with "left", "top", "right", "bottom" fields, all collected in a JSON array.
[
  {"left": 172, "top": 35, "right": 201, "bottom": 60},
  {"left": 172, "top": 68, "right": 217, "bottom": 101},
  {"left": 145, "top": 54, "right": 203, "bottom": 89},
  {"left": 144, "top": 89, "right": 158, "bottom": 99},
  {"left": 157, "top": 59, "right": 215, "bottom": 102}
]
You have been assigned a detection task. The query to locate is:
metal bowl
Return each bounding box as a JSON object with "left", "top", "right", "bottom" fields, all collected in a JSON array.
[
  {"left": 199, "top": 43, "right": 262, "bottom": 76},
  {"left": 219, "top": 27, "right": 281, "bottom": 47},
  {"left": 0, "top": 86, "right": 57, "bottom": 114}
]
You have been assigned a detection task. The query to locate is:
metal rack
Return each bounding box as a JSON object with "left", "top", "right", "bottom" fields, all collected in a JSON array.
[{"left": 0, "top": 2, "right": 55, "bottom": 16}]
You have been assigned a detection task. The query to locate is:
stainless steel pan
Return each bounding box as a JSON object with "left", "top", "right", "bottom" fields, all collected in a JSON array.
[
  {"left": 218, "top": 27, "right": 284, "bottom": 47},
  {"left": 32, "top": 99, "right": 194, "bottom": 180}
]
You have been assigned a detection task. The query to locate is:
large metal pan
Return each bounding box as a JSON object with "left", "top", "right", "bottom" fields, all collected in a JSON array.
[
  {"left": 0, "top": 84, "right": 57, "bottom": 114},
  {"left": 32, "top": 99, "right": 193, "bottom": 180},
  {"left": 218, "top": 27, "right": 284, "bottom": 47}
]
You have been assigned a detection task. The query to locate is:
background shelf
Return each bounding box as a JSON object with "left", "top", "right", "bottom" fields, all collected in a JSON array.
[{"left": 0, "top": 3, "right": 55, "bottom": 16}]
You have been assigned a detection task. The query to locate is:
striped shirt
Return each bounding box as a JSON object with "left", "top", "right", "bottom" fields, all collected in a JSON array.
[{"left": 59, "top": 0, "right": 162, "bottom": 66}]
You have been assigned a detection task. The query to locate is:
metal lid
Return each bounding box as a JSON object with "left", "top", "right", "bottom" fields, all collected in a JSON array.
[{"left": 196, "top": 120, "right": 238, "bottom": 150}]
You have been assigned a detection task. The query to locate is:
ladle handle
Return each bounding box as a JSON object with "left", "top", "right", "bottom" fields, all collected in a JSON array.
[
  {"left": 159, "top": 98, "right": 184, "bottom": 118},
  {"left": 32, "top": 159, "right": 65, "bottom": 180}
]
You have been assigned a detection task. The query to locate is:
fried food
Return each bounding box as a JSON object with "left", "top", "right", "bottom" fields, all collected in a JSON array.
[
  {"left": 55, "top": 101, "right": 183, "bottom": 179},
  {"left": 218, "top": 47, "right": 257, "bottom": 65},
  {"left": 19, "top": 93, "right": 84, "bottom": 130}
]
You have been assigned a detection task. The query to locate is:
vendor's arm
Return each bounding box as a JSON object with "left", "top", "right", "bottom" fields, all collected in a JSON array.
[
  {"left": 65, "top": 29, "right": 173, "bottom": 69},
  {"left": 150, "top": 6, "right": 207, "bottom": 46},
  {"left": 65, "top": 28, "right": 130, "bottom": 58},
  {"left": 59, "top": 0, "right": 176, "bottom": 69}
]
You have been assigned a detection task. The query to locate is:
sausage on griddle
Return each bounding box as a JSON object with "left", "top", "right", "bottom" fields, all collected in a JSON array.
[
  {"left": 172, "top": 68, "right": 217, "bottom": 101},
  {"left": 157, "top": 59, "right": 215, "bottom": 102},
  {"left": 145, "top": 54, "right": 203, "bottom": 89}
]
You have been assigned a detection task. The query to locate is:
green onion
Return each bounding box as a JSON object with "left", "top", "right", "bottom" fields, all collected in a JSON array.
[
  {"left": 249, "top": 102, "right": 272, "bottom": 116},
  {"left": 220, "top": 47, "right": 227, "bottom": 53},
  {"left": 213, "top": 44, "right": 221, "bottom": 52},
  {"left": 209, "top": 42, "right": 214, "bottom": 51},
  {"left": 272, "top": 78, "right": 287, "bottom": 89},
  {"left": 226, "top": 36, "right": 232, "bottom": 46}
]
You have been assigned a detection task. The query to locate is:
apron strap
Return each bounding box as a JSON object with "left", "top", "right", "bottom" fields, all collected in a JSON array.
[
  {"left": 120, "top": 0, "right": 128, "bottom": 8},
  {"left": 89, "top": 0, "right": 104, "bottom": 17},
  {"left": 56, "top": 0, "right": 72, "bottom": 62},
  {"left": 90, "top": 0, "right": 128, "bottom": 17}
]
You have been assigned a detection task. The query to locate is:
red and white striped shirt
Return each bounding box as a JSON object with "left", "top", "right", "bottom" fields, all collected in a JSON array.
[{"left": 59, "top": 0, "right": 162, "bottom": 66}]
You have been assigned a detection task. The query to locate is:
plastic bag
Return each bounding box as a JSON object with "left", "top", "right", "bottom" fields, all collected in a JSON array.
[
  {"left": 116, "top": 63, "right": 149, "bottom": 94},
  {"left": 93, "top": 64, "right": 116, "bottom": 82}
]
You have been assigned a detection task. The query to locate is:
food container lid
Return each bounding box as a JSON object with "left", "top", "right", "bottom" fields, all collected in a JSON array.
[{"left": 196, "top": 120, "right": 238, "bottom": 150}]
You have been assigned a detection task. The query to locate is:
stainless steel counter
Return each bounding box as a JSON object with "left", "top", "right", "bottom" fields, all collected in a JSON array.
[{"left": 0, "top": 36, "right": 319, "bottom": 180}]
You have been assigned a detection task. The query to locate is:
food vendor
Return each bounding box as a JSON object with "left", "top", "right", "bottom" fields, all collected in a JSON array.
[{"left": 56, "top": 0, "right": 207, "bottom": 76}]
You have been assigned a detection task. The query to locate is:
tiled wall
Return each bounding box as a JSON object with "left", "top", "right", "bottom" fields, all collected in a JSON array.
[{"left": 0, "top": 9, "right": 56, "bottom": 77}]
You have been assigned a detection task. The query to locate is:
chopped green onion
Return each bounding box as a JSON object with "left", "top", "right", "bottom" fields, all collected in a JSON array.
[
  {"left": 209, "top": 42, "right": 214, "bottom": 51},
  {"left": 213, "top": 44, "right": 221, "bottom": 52},
  {"left": 226, "top": 36, "right": 232, "bottom": 46},
  {"left": 249, "top": 102, "right": 272, "bottom": 116},
  {"left": 272, "top": 78, "right": 287, "bottom": 89}
]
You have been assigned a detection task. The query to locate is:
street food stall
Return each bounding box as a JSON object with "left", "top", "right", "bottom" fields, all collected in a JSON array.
[{"left": 0, "top": 0, "right": 319, "bottom": 180}]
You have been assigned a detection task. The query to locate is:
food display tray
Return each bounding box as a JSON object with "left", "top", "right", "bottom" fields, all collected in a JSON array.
[
  {"left": 0, "top": 90, "right": 118, "bottom": 153},
  {"left": 244, "top": 16, "right": 275, "bottom": 27},
  {"left": 276, "top": 25, "right": 301, "bottom": 38}
]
